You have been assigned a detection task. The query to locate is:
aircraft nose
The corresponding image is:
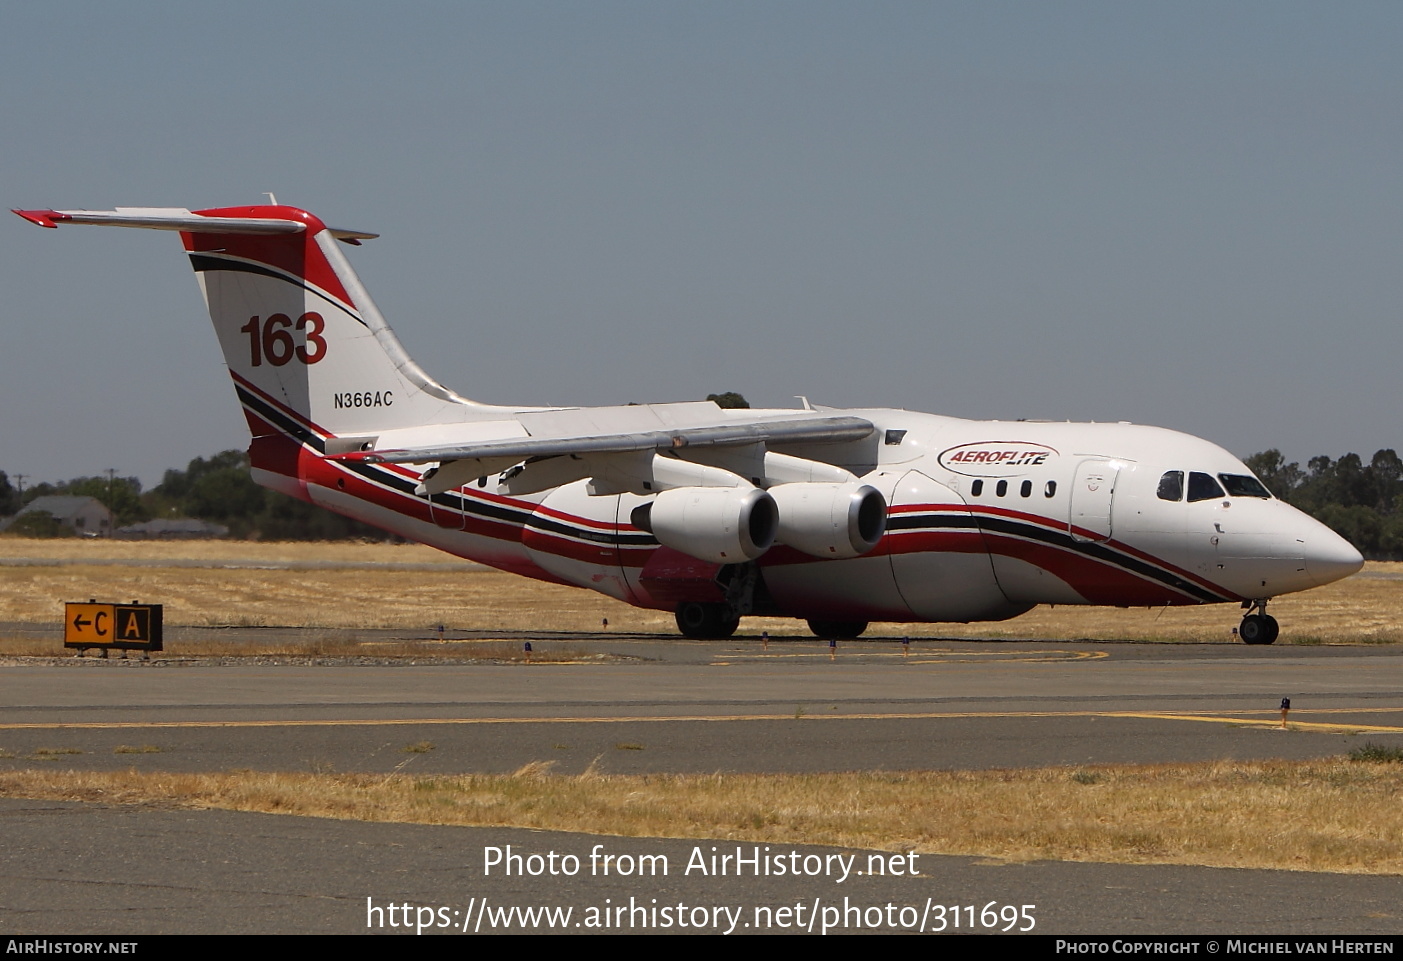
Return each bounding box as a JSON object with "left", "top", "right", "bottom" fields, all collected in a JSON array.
[{"left": 1301, "top": 521, "right": 1364, "bottom": 587}]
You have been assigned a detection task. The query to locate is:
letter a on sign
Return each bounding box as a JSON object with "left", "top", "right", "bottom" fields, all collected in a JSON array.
[{"left": 121, "top": 609, "right": 144, "bottom": 638}]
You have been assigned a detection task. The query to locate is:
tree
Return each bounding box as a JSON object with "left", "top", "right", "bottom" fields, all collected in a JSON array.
[
  {"left": 9, "top": 473, "right": 147, "bottom": 526},
  {"left": 4, "top": 511, "right": 70, "bottom": 538},
  {"left": 1244, "top": 448, "right": 1403, "bottom": 559},
  {"left": 1243, "top": 450, "right": 1302, "bottom": 502},
  {"left": 706, "top": 391, "right": 750, "bottom": 409},
  {"left": 62, "top": 475, "right": 147, "bottom": 526},
  {"left": 0, "top": 472, "right": 17, "bottom": 516},
  {"left": 1368, "top": 449, "right": 1403, "bottom": 512},
  {"left": 148, "top": 449, "right": 393, "bottom": 540}
]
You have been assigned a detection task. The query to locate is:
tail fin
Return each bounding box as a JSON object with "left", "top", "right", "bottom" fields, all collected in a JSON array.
[{"left": 14, "top": 205, "right": 491, "bottom": 445}]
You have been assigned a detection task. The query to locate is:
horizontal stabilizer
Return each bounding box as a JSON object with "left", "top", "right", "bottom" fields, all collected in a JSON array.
[{"left": 12, "top": 207, "right": 377, "bottom": 241}]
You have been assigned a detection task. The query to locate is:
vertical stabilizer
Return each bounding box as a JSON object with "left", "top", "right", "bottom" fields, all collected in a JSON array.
[
  {"left": 181, "top": 204, "right": 489, "bottom": 439},
  {"left": 14, "top": 205, "right": 502, "bottom": 445}
]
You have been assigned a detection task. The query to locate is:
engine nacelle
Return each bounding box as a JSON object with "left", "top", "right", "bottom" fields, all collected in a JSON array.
[
  {"left": 770, "top": 483, "right": 887, "bottom": 559},
  {"left": 634, "top": 486, "right": 778, "bottom": 564}
]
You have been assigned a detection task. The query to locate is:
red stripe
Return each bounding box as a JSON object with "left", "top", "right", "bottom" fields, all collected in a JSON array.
[
  {"left": 889, "top": 501, "right": 1234, "bottom": 601},
  {"left": 964, "top": 503, "right": 1233, "bottom": 599},
  {"left": 981, "top": 533, "right": 1210, "bottom": 606},
  {"left": 186, "top": 205, "right": 353, "bottom": 306}
]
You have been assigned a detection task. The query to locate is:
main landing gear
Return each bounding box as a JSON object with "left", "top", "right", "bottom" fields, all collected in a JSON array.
[
  {"left": 1239, "top": 599, "right": 1280, "bottom": 645},
  {"left": 674, "top": 602, "right": 740, "bottom": 640},
  {"left": 672, "top": 605, "right": 872, "bottom": 642},
  {"left": 806, "top": 619, "right": 869, "bottom": 640}
]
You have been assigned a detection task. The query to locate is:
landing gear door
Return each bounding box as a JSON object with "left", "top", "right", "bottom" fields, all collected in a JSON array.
[
  {"left": 1069, "top": 460, "right": 1119, "bottom": 543},
  {"left": 429, "top": 486, "right": 468, "bottom": 531}
]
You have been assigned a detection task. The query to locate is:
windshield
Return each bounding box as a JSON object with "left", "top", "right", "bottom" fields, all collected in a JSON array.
[
  {"left": 1218, "top": 473, "right": 1272, "bottom": 499},
  {"left": 1187, "top": 471, "right": 1225, "bottom": 503},
  {"left": 1157, "top": 471, "right": 1183, "bottom": 501}
]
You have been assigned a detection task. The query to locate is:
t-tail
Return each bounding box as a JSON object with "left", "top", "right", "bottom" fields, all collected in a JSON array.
[{"left": 13, "top": 205, "right": 504, "bottom": 498}]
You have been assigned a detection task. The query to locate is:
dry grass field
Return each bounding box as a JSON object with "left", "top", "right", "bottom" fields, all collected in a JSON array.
[
  {"left": 0, "top": 538, "right": 452, "bottom": 565},
  {"left": 0, "top": 537, "right": 1398, "bottom": 643},
  {"left": 4, "top": 756, "right": 1403, "bottom": 874}
]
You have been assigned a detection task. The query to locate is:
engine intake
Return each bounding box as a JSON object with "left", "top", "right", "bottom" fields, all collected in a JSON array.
[
  {"left": 632, "top": 487, "right": 778, "bottom": 564},
  {"left": 770, "top": 483, "right": 887, "bottom": 558}
]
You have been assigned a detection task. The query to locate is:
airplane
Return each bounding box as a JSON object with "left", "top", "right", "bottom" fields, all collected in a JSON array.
[{"left": 13, "top": 204, "right": 1365, "bottom": 644}]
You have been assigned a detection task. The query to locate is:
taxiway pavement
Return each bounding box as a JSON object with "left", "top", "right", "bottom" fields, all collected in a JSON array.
[{"left": 4, "top": 635, "right": 1403, "bottom": 935}]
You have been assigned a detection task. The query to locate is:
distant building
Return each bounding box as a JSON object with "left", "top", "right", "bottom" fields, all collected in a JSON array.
[
  {"left": 2, "top": 495, "right": 113, "bottom": 536},
  {"left": 115, "top": 518, "right": 230, "bottom": 540}
]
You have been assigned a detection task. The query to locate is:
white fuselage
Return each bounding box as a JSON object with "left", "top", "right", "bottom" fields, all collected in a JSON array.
[{"left": 289, "top": 404, "right": 1360, "bottom": 624}]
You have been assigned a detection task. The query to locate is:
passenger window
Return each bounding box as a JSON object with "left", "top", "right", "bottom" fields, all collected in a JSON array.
[
  {"left": 1187, "top": 471, "right": 1225, "bottom": 503},
  {"left": 1020, "top": 480, "right": 1032, "bottom": 497},
  {"left": 971, "top": 479, "right": 983, "bottom": 496},
  {"left": 1157, "top": 471, "right": 1184, "bottom": 501},
  {"left": 996, "top": 480, "right": 1008, "bottom": 497},
  {"left": 1044, "top": 480, "right": 1057, "bottom": 498},
  {"left": 1218, "top": 474, "right": 1271, "bottom": 499}
]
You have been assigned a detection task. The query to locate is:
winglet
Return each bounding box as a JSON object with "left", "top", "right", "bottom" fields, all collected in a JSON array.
[{"left": 13, "top": 209, "right": 66, "bottom": 228}]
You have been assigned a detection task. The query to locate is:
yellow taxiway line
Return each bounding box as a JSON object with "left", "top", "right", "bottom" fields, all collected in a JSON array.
[{"left": 3, "top": 707, "right": 1403, "bottom": 732}]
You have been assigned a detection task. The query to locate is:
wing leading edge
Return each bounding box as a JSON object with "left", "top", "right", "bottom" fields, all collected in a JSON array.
[
  {"left": 329, "top": 412, "right": 877, "bottom": 496},
  {"left": 335, "top": 414, "right": 874, "bottom": 465}
]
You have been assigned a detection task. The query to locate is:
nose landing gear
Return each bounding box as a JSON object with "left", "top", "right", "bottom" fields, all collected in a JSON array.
[{"left": 1239, "top": 599, "right": 1280, "bottom": 645}]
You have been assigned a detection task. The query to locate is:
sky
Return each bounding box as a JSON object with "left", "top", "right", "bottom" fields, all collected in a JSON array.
[{"left": 3, "top": 2, "right": 1401, "bottom": 488}]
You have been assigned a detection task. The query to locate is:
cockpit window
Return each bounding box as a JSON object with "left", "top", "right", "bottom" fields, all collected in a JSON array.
[
  {"left": 1218, "top": 473, "right": 1272, "bottom": 499},
  {"left": 1157, "top": 471, "right": 1184, "bottom": 501},
  {"left": 1187, "top": 471, "right": 1225, "bottom": 503}
]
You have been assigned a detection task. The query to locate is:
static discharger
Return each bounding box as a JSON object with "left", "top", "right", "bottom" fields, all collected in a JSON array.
[{"left": 64, "top": 600, "right": 163, "bottom": 656}]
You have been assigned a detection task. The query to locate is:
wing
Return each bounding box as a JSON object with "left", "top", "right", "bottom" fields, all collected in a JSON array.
[{"left": 327, "top": 403, "right": 877, "bottom": 496}]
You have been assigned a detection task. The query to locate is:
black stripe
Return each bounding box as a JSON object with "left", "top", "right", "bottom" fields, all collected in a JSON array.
[
  {"left": 340, "top": 451, "right": 651, "bottom": 546},
  {"left": 887, "top": 512, "right": 979, "bottom": 532},
  {"left": 974, "top": 514, "right": 1225, "bottom": 603},
  {"left": 435, "top": 488, "right": 537, "bottom": 528},
  {"left": 190, "top": 253, "right": 289, "bottom": 283},
  {"left": 189, "top": 253, "right": 369, "bottom": 328},
  {"left": 887, "top": 508, "right": 1226, "bottom": 603},
  {"left": 522, "top": 512, "right": 655, "bottom": 547},
  {"left": 236, "top": 385, "right": 322, "bottom": 452}
]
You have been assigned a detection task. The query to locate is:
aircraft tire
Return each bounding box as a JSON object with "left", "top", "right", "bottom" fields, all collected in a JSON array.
[
  {"left": 675, "top": 602, "right": 739, "bottom": 640},
  {"left": 1262, "top": 615, "right": 1280, "bottom": 644},
  {"left": 806, "top": 619, "right": 869, "bottom": 640},
  {"left": 1240, "top": 614, "right": 1278, "bottom": 645}
]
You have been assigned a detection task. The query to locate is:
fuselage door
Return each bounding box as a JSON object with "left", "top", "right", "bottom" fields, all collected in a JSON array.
[{"left": 1069, "top": 459, "right": 1119, "bottom": 542}]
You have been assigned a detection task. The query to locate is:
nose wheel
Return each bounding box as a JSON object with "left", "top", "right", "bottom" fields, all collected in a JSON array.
[{"left": 1239, "top": 601, "right": 1279, "bottom": 645}]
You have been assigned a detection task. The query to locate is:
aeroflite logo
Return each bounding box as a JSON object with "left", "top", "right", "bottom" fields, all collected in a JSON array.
[{"left": 939, "top": 442, "right": 1058, "bottom": 477}]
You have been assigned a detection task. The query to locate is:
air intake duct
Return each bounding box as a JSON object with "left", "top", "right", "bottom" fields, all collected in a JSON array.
[
  {"left": 769, "top": 483, "right": 887, "bottom": 559},
  {"left": 631, "top": 486, "right": 778, "bottom": 564}
]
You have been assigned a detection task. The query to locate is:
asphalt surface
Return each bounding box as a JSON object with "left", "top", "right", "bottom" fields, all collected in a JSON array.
[
  {"left": 4, "top": 633, "right": 1403, "bottom": 935},
  {"left": 6, "top": 798, "right": 1403, "bottom": 935}
]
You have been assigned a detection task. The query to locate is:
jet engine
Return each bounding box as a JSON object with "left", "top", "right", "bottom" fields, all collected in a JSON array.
[
  {"left": 632, "top": 486, "right": 778, "bottom": 564},
  {"left": 769, "top": 483, "right": 887, "bottom": 559}
]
